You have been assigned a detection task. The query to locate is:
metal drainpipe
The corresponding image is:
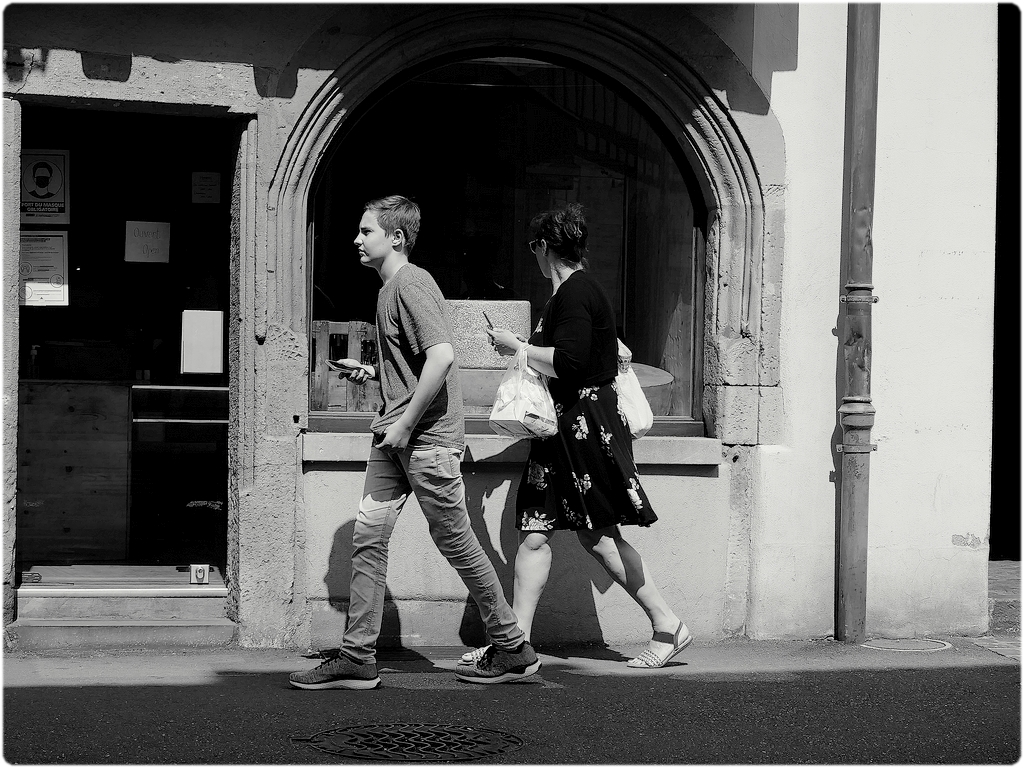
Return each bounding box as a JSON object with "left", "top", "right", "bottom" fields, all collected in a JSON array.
[{"left": 836, "top": 3, "right": 881, "bottom": 643}]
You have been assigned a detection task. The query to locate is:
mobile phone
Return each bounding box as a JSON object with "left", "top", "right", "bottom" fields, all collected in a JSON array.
[
  {"left": 482, "top": 311, "right": 494, "bottom": 329},
  {"left": 327, "top": 359, "right": 364, "bottom": 372}
]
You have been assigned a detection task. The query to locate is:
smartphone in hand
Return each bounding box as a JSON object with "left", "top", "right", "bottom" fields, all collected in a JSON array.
[{"left": 328, "top": 359, "right": 369, "bottom": 377}]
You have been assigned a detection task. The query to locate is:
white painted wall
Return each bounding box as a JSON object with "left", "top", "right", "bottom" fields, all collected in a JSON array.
[
  {"left": 746, "top": 3, "right": 850, "bottom": 639},
  {"left": 746, "top": 4, "right": 996, "bottom": 638},
  {"left": 302, "top": 459, "right": 733, "bottom": 650},
  {"left": 868, "top": 3, "right": 996, "bottom": 635}
]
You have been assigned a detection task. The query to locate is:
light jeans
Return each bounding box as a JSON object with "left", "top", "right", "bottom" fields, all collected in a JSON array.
[{"left": 340, "top": 443, "right": 524, "bottom": 663}]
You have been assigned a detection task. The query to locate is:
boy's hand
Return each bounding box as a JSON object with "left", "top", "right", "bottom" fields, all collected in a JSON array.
[
  {"left": 376, "top": 420, "right": 413, "bottom": 454},
  {"left": 328, "top": 358, "right": 372, "bottom": 384},
  {"left": 486, "top": 327, "right": 525, "bottom": 357}
]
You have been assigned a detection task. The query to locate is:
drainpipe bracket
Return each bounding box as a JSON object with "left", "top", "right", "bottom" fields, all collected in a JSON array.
[
  {"left": 839, "top": 295, "right": 879, "bottom": 303},
  {"left": 836, "top": 443, "right": 877, "bottom": 453}
]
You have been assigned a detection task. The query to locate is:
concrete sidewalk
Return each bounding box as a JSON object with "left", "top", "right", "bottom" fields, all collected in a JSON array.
[
  {"left": 3, "top": 633, "right": 1020, "bottom": 686},
  {"left": 4, "top": 635, "right": 1020, "bottom": 764}
]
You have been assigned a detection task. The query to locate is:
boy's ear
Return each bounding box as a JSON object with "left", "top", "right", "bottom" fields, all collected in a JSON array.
[{"left": 392, "top": 229, "right": 406, "bottom": 248}]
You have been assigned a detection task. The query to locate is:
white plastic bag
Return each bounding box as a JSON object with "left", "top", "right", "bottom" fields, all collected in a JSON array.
[
  {"left": 488, "top": 345, "right": 558, "bottom": 439},
  {"left": 615, "top": 340, "right": 654, "bottom": 439}
]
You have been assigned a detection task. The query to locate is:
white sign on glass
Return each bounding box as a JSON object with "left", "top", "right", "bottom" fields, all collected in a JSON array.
[
  {"left": 19, "top": 232, "right": 69, "bottom": 306},
  {"left": 180, "top": 310, "right": 224, "bottom": 374}
]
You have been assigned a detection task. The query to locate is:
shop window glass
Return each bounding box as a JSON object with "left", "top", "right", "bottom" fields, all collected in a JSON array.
[{"left": 309, "top": 57, "right": 705, "bottom": 432}]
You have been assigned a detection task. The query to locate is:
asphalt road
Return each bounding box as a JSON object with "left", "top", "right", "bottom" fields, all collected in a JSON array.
[{"left": 4, "top": 638, "right": 1019, "bottom": 764}]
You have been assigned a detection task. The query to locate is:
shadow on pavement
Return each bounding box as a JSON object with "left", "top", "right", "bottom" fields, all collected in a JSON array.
[{"left": 4, "top": 654, "right": 1019, "bottom": 764}]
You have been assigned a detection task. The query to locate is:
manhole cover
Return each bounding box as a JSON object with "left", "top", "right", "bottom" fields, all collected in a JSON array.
[
  {"left": 294, "top": 723, "right": 524, "bottom": 762},
  {"left": 861, "top": 638, "right": 952, "bottom": 652}
]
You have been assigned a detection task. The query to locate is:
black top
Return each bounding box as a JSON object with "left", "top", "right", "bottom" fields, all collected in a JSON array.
[{"left": 532, "top": 270, "right": 618, "bottom": 403}]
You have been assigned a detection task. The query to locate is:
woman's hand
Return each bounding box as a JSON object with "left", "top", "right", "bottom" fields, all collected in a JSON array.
[{"left": 486, "top": 327, "right": 526, "bottom": 356}]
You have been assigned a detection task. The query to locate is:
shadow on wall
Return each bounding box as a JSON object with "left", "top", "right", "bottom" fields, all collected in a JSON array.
[
  {"left": 323, "top": 519, "right": 403, "bottom": 649},
  {"left": 690, "top": 4, "right": 800, "bottom": 115},
  {"left": 4, "top": 5, "right": 799, "bottom": 113},
  {"left": 3, "top": 46, "right": 49, "bottom": 83},
  {"left": 81, "top": 52, "right": 132, "bottom": 82},
  {"left": 459, "top": 469, "right": 617, "bottom": 649},
  {"left": 319, "top": 464, "right": 619, "bottom": 651}
]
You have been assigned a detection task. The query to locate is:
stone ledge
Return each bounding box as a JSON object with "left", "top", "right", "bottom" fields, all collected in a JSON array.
[
  {"left": 6, "top": 618, "right": 237, "bottom": 651},
  {"left": 302, "top": 432, "right": 723, "bottom": 466}
]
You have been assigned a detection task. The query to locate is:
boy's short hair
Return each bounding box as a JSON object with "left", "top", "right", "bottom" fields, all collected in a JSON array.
[{"left": 364, "top": 195, "right": 420, "bottom": 254}]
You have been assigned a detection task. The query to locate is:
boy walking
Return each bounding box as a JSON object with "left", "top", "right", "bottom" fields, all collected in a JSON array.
[{"left": 289, "top": 196, "right": 539, "bottom": 690}]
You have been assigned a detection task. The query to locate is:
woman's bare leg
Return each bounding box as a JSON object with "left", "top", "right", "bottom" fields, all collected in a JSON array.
[
  {"left": 511, "top": 530, "right": 554, "bottom": 641},
  {"left": 576, "top": 526, "right": 685, "bottom": 655}
]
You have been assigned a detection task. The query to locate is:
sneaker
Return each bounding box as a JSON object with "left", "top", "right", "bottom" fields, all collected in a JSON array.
[
  {"left": 454, "top": 642, "right": 541, "bottom": 684},
  {"left": 289, "top": 653, "right": 381, "bottom": 690}
]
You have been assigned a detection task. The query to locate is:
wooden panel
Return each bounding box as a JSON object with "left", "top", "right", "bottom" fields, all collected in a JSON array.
[
  {"left": 18, "top": 387, "right": 127, "bottom": 435},
  {"left": 17, "top": 382, "right": 129, "bottom": 563},
  {"left": 310, "top": 320, "right": 340, "bottom": 411},
  {"left": 310, "top": 320, "right": 382, "bottom": 413},
  {"left": 346, "top": 321, "right": 382, "bottom": 413}
]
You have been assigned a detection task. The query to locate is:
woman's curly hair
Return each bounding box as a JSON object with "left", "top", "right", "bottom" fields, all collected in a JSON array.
[{"left": 529, "top": 202, "right": 589, "bottom": 268}]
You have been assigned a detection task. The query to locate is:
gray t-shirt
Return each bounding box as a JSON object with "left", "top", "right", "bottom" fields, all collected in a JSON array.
[{"left": 370, "top": 263, "right": 465, "bottom": 449}]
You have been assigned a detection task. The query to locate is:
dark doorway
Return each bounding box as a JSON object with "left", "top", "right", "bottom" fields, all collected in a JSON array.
[{"left": 16, "top": 105, "right": 241, "bottom": 572}]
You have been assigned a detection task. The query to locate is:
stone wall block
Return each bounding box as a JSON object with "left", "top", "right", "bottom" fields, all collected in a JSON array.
[
  {"left": 714, "top": 385, "right": 759, "bottom": 445},
  {"left": 759, "top": 184, "right": 785, "bottom": 386},
  {"left": 702, "top": 380, "right": 720, "bottom": 439},
  {"left": 757, "top": 385, "right": 785, "bottom": 445},
  {"left": 447, "top": 299, "right": 531, "bottom": 369},
  {"left": 237, "top": 437, "right": 304, "bottom": 647},
  {"left": 718, "top": 332, "right": 759, "bottom": 385},
  {"left": 721, "top": 446, "right": 751, "bottom": 635},
  {"left": 713, "top": 209, "right": 748, "bottom": 334},
  {"left": 263, "top": 323, "right": 309, "bottom": 435}
]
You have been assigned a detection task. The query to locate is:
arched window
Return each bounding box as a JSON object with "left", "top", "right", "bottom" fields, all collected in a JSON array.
[{"left": 308, "top": 55, "right": 706, "bottom": 430}]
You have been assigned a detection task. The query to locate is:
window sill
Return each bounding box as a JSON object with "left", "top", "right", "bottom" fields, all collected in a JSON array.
[
  {"left": 307, "top": 413, "right": 706, "bottom": 437},
  {"left": 302, "top": 432, "right": 722, "bottom": 466}
]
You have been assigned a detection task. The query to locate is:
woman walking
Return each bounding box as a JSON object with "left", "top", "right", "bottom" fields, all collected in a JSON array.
[{"left": 466, "top": 202, "right": 690, "bottom": 670}]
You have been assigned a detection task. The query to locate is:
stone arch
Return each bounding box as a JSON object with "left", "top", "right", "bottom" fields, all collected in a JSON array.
[{"left": 267, "top": 5, "right": 783, "bottom": 435}]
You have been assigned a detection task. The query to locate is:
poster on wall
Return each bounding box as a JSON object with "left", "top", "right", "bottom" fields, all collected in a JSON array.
[
  {"left": 191, "top": 172, "right": 221, "bottom": 204},
  {"left": 21, "top": 150, "right": 69, "bottom": 224},
  {"left": 19, "top": 231, "right": 69, "bottom": 306},
  {"left": 124, "top": 221, "right": 170, "bottom": 263}
]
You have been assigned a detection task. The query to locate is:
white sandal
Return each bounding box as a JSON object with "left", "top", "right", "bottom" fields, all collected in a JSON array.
[
  {"left": 459, "top": 645, "right": 491, "bottom": 664},
  {"left": 627, "top": 622, "right": 692, "bottom": 668}
]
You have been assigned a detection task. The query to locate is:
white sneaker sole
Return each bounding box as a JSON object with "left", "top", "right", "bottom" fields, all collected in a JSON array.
[
  {"left": 289, "top": 676, "right": 381, "bottom": 690},
  {"left": 454, "top": 659, "right": 541, "bottom": 685}
]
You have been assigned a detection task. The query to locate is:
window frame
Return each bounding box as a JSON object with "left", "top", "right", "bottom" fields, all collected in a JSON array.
[{"left": 304, "top": 53, "right": 709, "bottom": 438}]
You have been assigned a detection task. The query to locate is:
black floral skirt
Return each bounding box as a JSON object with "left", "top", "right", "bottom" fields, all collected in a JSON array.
[{"left": 514, "top": 379, "right": 658, "bottom": 532}]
